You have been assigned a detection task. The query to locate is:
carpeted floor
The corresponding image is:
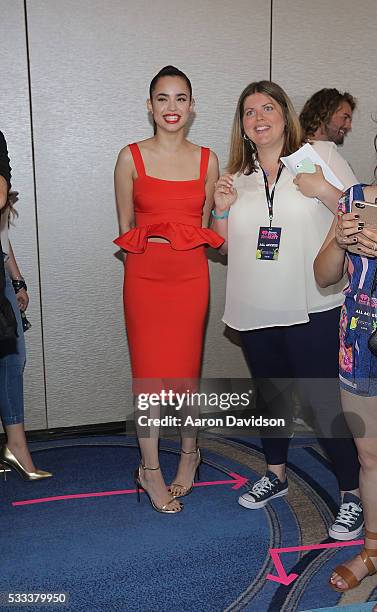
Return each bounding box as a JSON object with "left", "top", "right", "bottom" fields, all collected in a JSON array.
[{"left": 1, "top": 434, "right": 376, "bottom": 611}]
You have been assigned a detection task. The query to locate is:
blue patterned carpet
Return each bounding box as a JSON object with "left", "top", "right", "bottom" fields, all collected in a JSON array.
[{"left": 1, "top": 434, "right": 376, "bottom": 611}]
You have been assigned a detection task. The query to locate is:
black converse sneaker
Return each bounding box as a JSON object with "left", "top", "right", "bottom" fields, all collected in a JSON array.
[
  {"left": 328, "top": 492, "right": 364, "bottom": 541},
  {"left": 238, "top": 470, "right": 288, "bottom": 509}
]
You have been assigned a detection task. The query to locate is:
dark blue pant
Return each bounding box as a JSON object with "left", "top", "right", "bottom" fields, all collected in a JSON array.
[
  {"left": 0, "top": 268, "right": 26, "bottom": 426},
  {"left": 240, "top": 307, "right": 360, "bottom": 491}
]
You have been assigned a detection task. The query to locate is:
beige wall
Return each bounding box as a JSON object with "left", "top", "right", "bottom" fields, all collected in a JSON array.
[
  {"left": 0, "top": 0, "right": 46, "bottom": 429},
  {"left": 1, "top": 0, "right": 376, "bottom": 430},
  {"left": 272, "top": 0, "right": 377, "bottom": 183}
]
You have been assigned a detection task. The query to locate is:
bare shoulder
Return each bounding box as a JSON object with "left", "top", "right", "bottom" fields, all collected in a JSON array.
[
  {"left": 115, "top": 145, "right": 136, "bottom": 181},
  {"left": 364, "top": 184, "right": 377, "bottom": 202},
  {"left": 184, "top": 141, "right": 201, "bottom": 156},
  {"left": 208, "top": 149, "right": 219, "bottom": 166},
  {"left": 117, "top": 138, "right": 154, "bottom": 160},
  {"left": 135, "top": 137, "right": 155, "bottom": 154},
  {"left": 206, "top": 150, "right": 219, "bottom": 180},
  {"left": 188, "top": 141, "right": 218, "bottom": 163},
  {"left": 117, "top": 144, "right": 133, "bottom": 165}
]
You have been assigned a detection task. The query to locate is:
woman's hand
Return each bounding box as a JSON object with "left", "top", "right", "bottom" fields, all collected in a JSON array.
[
  {"left": 294, "top": 165, "right": 342, "bottom": 214},
  {"left": 293, "top": 165, "right": 327, "bottom": 199},
  {"left": 214, "top": 174, "right": 237, "bottom": 212},
  {"left": 16, "top": 288, "right": 29, "bottom": 311},
  {"left": 335, "top": 212, "right": 362, "bottom": 250},
  {"left": 356, "top": 225, "right": 377, "bottom": 258}
]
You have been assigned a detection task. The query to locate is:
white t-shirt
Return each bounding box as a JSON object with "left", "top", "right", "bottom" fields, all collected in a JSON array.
[{"left": 223, "top": 141, "right": 358, "bottom": 331}]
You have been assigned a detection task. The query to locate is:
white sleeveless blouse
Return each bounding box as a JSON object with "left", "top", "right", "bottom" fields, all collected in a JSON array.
[{"left": 223, "top": 141, "right": 358, "bottom": 331}]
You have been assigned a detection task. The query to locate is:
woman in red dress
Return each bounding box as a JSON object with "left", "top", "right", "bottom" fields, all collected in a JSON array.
[{"left": 114, "top": 66, "right": 223, "bottom": 513}]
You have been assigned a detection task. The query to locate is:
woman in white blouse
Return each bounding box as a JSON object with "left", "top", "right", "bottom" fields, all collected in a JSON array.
[{"left": 213, "top": 81, "right": 363, "bottom": 541}]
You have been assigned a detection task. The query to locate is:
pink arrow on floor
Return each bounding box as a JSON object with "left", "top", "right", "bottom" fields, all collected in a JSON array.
[
  {"left": 12, "top": 472, "right": 248, "bottom": 507},
  {"left": 266, "top": 540, "right": 365, "bottom": 585}
]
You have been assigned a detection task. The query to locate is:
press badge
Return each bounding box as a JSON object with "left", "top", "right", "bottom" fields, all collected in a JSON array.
[
  {"left": 256, "top": 226, "right": 282, "bottom": 261},
  {"left": 349, "top": 290, "right": 377, "bottom": 333}
]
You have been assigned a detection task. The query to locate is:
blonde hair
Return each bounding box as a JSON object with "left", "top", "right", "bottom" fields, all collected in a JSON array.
[{"left": 227, "top": 81, "right": 303, "bottom": 175}]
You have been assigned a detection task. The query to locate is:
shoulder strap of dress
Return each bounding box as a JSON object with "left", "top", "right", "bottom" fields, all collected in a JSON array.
[
  {"left": 129, "top": 143, "right": 146, "bottom": 178},
  {"left": 199, "top": 147, "right": 210, "bottom": 181}
]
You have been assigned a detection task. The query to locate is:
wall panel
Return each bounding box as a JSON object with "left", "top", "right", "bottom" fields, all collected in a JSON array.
[
  {"left": 3, "top": 1, "right": 376, "bottom": 430},
  {"left": 272, "top": 0, "right": 377, "bottom": 183},
  {"left": 0, "top": 0, "right": 46, "bottom": 430},
  {"left": 26, "top": 0, "right": 270, "bottom": 427}
]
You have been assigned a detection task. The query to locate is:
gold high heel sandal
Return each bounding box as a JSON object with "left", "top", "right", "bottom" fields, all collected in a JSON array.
[
  {"left": 0, "top": 446, "right": 52, "bottom": 481},
  {"left": 329, "top": 529, "right": 377, "bottom": 592},
  {"left": 169, "top": 448, "right": 202, "bottom": 498},
  {"left": 134, "top": 464, "right": 183, "bottom": 514}
]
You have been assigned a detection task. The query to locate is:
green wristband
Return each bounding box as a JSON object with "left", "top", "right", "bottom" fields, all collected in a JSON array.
[{"left": 211, "top": 209, "right": 229, "bottom": 220}]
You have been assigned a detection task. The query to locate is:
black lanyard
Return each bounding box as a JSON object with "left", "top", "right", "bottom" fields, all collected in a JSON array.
[{"left": 261, "top": 163, "right": 284, "bottom": 228}]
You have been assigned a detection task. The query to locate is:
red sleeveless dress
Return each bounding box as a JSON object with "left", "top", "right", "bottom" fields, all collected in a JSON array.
[{"left": 114, "top": 143, "right": 224, "bottom": 394}]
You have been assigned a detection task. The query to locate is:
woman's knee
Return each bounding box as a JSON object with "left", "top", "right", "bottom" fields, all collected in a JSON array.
[{"left": 357, "top": 441, "right": 377, "bottom": 471}]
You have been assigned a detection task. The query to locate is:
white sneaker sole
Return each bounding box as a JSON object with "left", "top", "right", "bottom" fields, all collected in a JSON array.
[
  {"left": 238, "top": 488, "right": 288, "bottom": 509},
  {"left": 328, "top": 523, "right": 364, "bottom": 541}
]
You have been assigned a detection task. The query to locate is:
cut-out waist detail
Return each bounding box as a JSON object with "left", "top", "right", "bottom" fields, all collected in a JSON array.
[{"left": 114, "top": 221, "right": 224, "bottom": 253}]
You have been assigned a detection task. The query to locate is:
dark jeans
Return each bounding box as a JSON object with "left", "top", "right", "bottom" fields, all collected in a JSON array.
[
  {"left": 240, "top": 308, "right": 360, "bottom": 491},
  {"left": 0, "top": 267, "right": 25, "bottom": 426}
]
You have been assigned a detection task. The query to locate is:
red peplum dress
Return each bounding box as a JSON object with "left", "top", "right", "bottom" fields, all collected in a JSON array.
[{"left": 114, "top": 143, "right": 224, "bottom": 394}]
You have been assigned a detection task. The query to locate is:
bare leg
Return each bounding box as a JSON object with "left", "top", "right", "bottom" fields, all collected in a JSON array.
[
  {"left": 330, "top": 391, "right": 377, "bottom": 589},
  {"left": 169, "top": 397, "right": 200, "bottom": 496},
  {"left": 135, "top": 399, "right": 181, "bottom": 511},
  {"left": 4, "top": 423, "right": 36, "bottom": 472}
]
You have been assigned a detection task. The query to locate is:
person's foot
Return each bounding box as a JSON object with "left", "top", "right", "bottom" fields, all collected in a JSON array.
[
  {"left": 138, "top": 465, "right": 182, "bottom": 512},
  {"left": 330, "top": 551, "right": 377, "bottom": 590},
  {"left": 0, "top": 445, "right": 52, "bottom": 480},
  {"left": 169, "top": 449, "right": 201, "bottom": 498},
  {"left": 328, "top": 493, "right": 364, "bottom": 540},
  {"left": 6, "top": 442, "right": 36, "bottom": 473},
  {"left": 238, "top": 470, "right": 288, "bottom": 509}
]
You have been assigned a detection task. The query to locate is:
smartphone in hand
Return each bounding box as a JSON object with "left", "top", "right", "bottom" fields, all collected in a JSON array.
[
  {"left": 295, "top": 158, "right": 316, "bottom": 174},
  {"left": 348, "top": 199, "right": 377, "bottom": 254}
]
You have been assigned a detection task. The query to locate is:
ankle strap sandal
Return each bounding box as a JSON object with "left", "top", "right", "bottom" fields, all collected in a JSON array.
[{"left": 330, "top": 529, "right": 377, "bottom": 592}]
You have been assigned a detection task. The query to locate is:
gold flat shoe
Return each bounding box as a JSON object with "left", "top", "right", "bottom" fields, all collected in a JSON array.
[{"left": 0, "top": 445, "right": 52, "bottom": 481}]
